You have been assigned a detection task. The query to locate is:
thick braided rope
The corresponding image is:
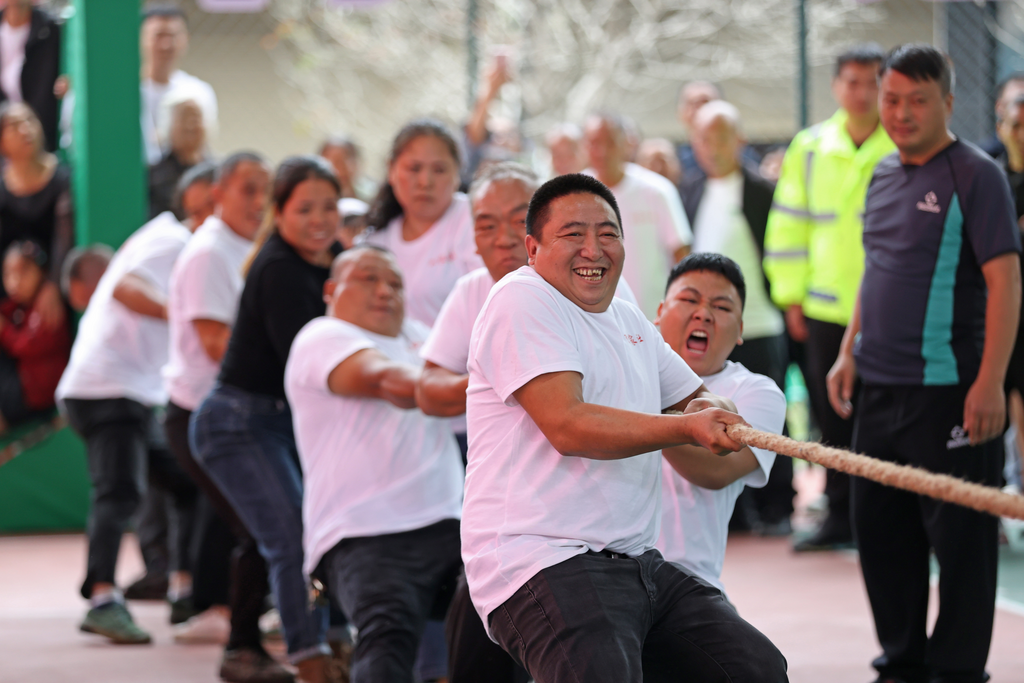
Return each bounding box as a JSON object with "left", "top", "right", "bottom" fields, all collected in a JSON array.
[{"left": 724, "top": 423, "right": 1024, "bottom": 521}]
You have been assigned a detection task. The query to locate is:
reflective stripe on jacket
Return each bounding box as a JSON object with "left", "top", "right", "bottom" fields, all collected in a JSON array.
[{"left": 763, "top": 109, "right": 895, "bottom": 325}]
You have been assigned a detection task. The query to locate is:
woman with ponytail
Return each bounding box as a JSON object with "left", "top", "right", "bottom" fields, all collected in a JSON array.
[{"left": 190, "top": 155, "right": 341, "bottom": 683}]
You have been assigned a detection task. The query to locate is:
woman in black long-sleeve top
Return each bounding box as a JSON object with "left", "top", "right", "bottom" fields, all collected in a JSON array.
[{"left": 190, "top": 156, "right": 341, "bottom": 682}]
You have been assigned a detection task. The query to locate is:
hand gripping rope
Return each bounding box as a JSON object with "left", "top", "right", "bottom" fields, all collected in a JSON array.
[{"left": 723, "top": 423, "right": 1024, "bottom": 521}]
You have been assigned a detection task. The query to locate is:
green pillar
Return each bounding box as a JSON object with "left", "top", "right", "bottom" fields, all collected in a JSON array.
[{"left": 68, "top": 0, "right": 145, "bottom": 248}]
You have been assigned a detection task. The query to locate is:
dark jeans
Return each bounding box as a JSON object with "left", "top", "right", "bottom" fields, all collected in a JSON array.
[
  {"left": 851, "top": 384, "right": 1002, "bottom": 683},
  {"left": 728, "top": 333, "right": 795, "bottom": 524},
  {"left": 166, "top": 401, "right": 268, "bottom": 651},
  {"left": 446, "top": 573, "right": 529, "bottom": 683},
  {"left": 805, "top": 318, "right": 855, "bottom": 527},
  {"left": 323, "top": 519, "right": 462, "bottom": 683},
  {"left": 490, "top": 549, "right": 788, "bottom": 683},
  {"left": 190, "top": 384, "right": 328, "bottom": 663},
  {"left": 64, "top": 397, "right": 197, "bottom": 599}
]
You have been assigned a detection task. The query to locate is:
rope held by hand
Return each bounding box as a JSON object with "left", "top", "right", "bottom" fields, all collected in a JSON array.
[{"left": 724, "top": 424, "right": 1024, "bottom": 521}]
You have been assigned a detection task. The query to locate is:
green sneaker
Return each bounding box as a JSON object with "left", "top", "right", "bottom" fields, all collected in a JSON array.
[{"left": 79, "top": 602, "right": 152, "bottom": 644}]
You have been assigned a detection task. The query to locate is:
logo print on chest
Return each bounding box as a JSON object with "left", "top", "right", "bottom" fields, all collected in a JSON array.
[
  {"left": 916, "top": 192, "right": 941, "bottom": 214},
  {"left": 624, "top": 334, "right": 645, "bottom": 346}
]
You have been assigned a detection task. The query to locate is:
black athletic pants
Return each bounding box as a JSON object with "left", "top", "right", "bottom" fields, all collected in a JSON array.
[
  {"left": 165, "top": 401, "right": 268, "bottom": 651},
  {"left": 65, "top": 397, "right": 197, "bottom": 599},
  {"left": 805, "top": 318, "right": 855, "bottom": 528},
  {"left": 851, "top": 384, "right": 1001, "bottom": 683}
]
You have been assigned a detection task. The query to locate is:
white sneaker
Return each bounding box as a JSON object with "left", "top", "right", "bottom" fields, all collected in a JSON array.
[{"left": 172, "top": 605, "right": 231, "bottom": 645}]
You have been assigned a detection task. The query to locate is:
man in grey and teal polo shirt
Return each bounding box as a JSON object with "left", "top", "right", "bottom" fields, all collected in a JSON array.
[{"left": 829, "top": 45, "right": 1021, "bottom": 683}]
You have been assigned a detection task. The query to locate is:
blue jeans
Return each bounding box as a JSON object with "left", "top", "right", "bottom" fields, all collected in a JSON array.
[{"left": 189, "top": 383, "right": 328, "bottom": 664}]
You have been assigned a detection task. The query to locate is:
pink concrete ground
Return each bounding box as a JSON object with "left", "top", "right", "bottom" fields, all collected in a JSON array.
[{"left": 2, "top": 531, "right": 1024, "bottom": 683}]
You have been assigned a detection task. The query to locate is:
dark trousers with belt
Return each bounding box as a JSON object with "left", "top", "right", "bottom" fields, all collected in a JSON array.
[
  {"left": 805, "top": 318, "right": 855, "bottom": 528},
  {"left": 64, "top": 397, "right": 197, "bottom": 599},
  {"left": 851, "top": 384, "right": 1002, "bottom": 683},
  {"left": 490, "top": 549, "right": 788, "bottom": 683},
  {"left": 165, "top": 401, "right": 267, "bottom": 651}
]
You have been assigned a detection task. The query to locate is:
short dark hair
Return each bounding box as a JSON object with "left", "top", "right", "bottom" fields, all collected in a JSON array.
[
  {"left": 142, "top": 4, "right": 187, "bottom": 25},
  {"left": 216, "top": 151, "right": 266, "bottom": 184},
  {"left": 881, "top": 44, "right": 954, "bottom": 97},
  {"left": 526, "top": 173, "right": 623, "bottom": 239},
  {"left": 834, "top": 43, "right": 885, "bottom": 77},
  {"left": 666, "top": 253, "right": 746, "bottom": 310},
  {"left": 174, "top": 160, "right": 217, "bottom": 216},
  {"left": 4, "top": 240, "right": 47, "bottom": 270}
]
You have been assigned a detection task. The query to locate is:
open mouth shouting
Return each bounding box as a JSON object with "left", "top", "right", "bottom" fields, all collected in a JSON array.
[
  {"left": 573, "top": 267, "right": 606, "bottom": 282},
  {"left": 685, "top": 329, "right": 709, "bottom": 356}
]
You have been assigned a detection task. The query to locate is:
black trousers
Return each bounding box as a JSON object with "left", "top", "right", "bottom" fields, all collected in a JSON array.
[
  {"left": 446, "top": 573, "right": 529, "bottom": 683},
  {"left": 324, "top": 519, "right": 462, "bottom": 683},
  {"left": 851, "top": 384, "right": 1002, "bottom": 683},
  {"left": 490, "top": 550, "right": 788, "bottom": 683},
  {"left": 64, "top": 397, "right": 197, "bottom": 599},
  {"left": 165, "top": 401, "right": 268, "bottom": 651},
  {"left": 805, "top": 318, "right": 855, "bottom": 524},
  {"left": 728, "top": 333, "right": 795, "bottom": 524}
]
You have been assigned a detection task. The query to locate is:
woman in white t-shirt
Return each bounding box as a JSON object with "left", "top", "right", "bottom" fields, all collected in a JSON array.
[{"left": 361, "top": 119, "right": 483, "bottom": 328}]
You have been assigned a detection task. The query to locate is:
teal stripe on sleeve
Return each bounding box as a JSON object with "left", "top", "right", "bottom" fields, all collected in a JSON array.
[{"left": 921, "top": 193, "right": 962, "bottom": 385}]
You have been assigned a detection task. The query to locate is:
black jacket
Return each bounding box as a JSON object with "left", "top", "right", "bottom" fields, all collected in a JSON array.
[
  {"left": 678, "top": 164, "right": 776, "bottom": 291},
  {"left": 0, "top": 8, "right": 61, "bottom": 152},
  {"left": 679, "top": 164, "right": 775, "bottom": 258}
]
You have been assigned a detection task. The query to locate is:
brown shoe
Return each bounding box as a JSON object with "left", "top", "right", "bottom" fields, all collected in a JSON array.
[{"left": 295, "top": 654, "right": 330, "bottom": 683}]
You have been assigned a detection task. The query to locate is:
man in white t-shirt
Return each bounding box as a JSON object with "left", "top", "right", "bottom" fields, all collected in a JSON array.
[
  {"left": 654, "top": 252, "right": 787, "bottom": 591},
  {"left": 140, "top": 6, "right": 217, "bottom": 165},
  {"left": 57, "top": 171, "right": 215, "bottom": 645},
  {"left": 584, "top": 112, "right": 693, "bottom": 319},
  {"left": 463, "top": 173, "right": 787, "bottom": 681},
  {"left": 285, "top": 246, "right": 464, "bottom": 682}
]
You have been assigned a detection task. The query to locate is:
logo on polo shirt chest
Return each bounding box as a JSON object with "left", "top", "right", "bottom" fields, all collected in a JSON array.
[
  {"left": 624, "top": 334, "right": 645, "bottom": 346},
  {"left": 916, "top": 192, "right": 941, "bottom": 214}
]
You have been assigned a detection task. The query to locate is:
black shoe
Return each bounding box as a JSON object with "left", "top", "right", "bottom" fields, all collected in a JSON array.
[
  {"left": 124, "top": 573, "right": 168, "bottom": 601},
  {"left": 219, "top": 647, "right": 294, "bottom": 683},
  {"left": 793, "top": 516, "right": 854, "bottom": 552},
  {"left": 169, "top": 596, "right": 199, "bottom": 625}
]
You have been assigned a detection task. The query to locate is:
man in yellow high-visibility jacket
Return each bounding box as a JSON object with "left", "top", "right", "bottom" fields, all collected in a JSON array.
[{"left": 763, "top": 44, "right": 895, "bottom": 551}]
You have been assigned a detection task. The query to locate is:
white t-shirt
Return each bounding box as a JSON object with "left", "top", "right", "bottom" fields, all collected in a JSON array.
[
  {"left": 141, "top": 70, "right": 218, "bottom": 165},
  {"left": 57, "top": 212, "right": 192, "bottom": 406},
  {"left": 657, "top": 361, "right": 785, "bottom": 591},
  {"left": 587, "top": 163, "right": 693, "bottom": 320},
  {"left": 361, "top": 193, "right": 483, "bottom": 327},
  {"left": 286, "top": 316, "right": 465, "bottom": 576},
  {"left": 163, "top": 216, "right": 252, "bottom": 411},
  {"left": 0, "top": 21, "right": 30, "bottom": 104},
  {"left": 422, "top": 266, "right": 641, "bottom": 376},
  {"left": 462, "top": 266, "right": 704, "bottom": 629},
  {"left": 691, "top": 171, "right": 784, "bottom": 340}
]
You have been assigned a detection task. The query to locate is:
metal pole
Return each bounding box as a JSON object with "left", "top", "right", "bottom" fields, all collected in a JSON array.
[
  {"left": 467, "top": 0, "right": 479, "bottom": 110},
  {"left": 797, "top": 0, "right": 809, "bottom": 130}
]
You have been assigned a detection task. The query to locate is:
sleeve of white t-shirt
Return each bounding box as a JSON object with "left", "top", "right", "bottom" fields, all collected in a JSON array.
[
  {"left": 288, "top": 319, "right": 375, "bottom": 395},
  {"left": 421, "top": 280, "right": 473, "bottom": 374},
  {"left": 733, "top": 376, "right": 786, "bottom": 488},
  {"left": 127, "top": 235, "right": 188, "bottom": 296},
  {"left": 176, "top": 249, "right": 237, "bottom": 325},
  {"left": 653, "top": 178, "right": 694, "bottom": 251},
  {"left": 472, "top": 280, "right": 582, "bottom": 406},
  {"left": 652, "top": 319, "right": 704, "bottom": 409}
]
